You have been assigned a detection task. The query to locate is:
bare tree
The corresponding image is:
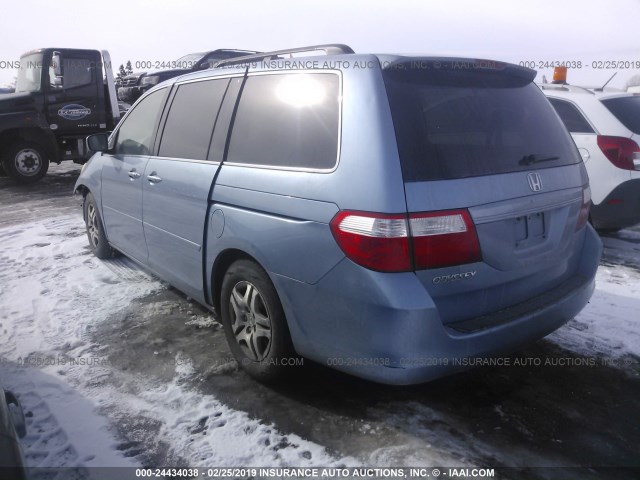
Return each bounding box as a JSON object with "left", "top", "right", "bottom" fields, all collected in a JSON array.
[
  {"left": 117, "top": 64, "right": 127, "bottom": 81},
  {"left": 625, "top": 74, "right": 640, "bottom": 90}
]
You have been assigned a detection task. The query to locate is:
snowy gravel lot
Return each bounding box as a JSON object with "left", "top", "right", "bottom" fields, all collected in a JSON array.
[{"left": 1, "top": 164, "right": 639, "bottom": 480}]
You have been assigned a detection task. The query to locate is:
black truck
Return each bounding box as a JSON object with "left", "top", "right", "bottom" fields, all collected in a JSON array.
[
  {"left": 117, "top": 49, "right": 256, "bottom": 104},
  {"left": 0, "top": 48, "right": 120, "bottom": 183}
]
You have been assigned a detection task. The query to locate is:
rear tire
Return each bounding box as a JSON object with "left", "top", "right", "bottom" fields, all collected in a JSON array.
[
  {"left": 220, "top": 259, "right": 298, "bottom": 383},
  {"left": 1, "top": 141, "right": 49, "bottom": 184},
  {"left": 83, "top": 192, "right": 116, "bottom": 259}
]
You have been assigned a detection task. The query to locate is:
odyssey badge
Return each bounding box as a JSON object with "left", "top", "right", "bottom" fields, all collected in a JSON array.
[{"left": 432, "top": 271, "right": 477, "bottom": 284}]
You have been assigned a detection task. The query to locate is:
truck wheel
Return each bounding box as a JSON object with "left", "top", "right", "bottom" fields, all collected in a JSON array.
[
  {"left": 83, "top": 193, "right": 116, "bottom": 259},
  {"left": 220, "top": 259, "right": 298, "bottom": 383},
  {"left": 2, "top": 141, "right": 50, "bottom": 184}
]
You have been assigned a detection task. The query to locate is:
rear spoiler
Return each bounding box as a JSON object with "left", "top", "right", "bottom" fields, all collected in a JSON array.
[{"left": 381, "top": 57, "right": 536, "bottom": 83}]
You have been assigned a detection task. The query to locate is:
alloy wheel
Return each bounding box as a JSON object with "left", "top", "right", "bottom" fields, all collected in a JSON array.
[{"left": 229, "top": 281, "right": 273, "bottom": 361}]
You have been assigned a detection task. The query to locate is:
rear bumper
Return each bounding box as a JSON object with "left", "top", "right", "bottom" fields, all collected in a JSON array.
[
  {"left": 591, "top": 178, "right": 640, "bottom": 230},
  {"left": 273, "top": 225, "right": 601, "bottom": 385}
]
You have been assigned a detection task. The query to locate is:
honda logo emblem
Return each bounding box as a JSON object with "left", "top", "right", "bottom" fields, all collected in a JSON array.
[{"left": 527, "top": 172, "right": 543, "bottom": 192}]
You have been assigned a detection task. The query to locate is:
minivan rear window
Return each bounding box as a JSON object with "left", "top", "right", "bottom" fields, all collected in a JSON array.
[
  {"left": 601, "top": 96, "right": 640, "bottom": 135},
  {"left": 382, "top": 66, "right": 580, "bottom": 181},
  {"left": 227, "top": 73, "right": 340, "bottom": 170}
]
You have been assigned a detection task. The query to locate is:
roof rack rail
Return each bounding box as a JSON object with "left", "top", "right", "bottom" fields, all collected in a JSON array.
[
  {"left": 214, "top": 44, "right": 354, "bottom": 68},
  {"left": 539, "top": 83, "right": 596, "bottom": 95}
]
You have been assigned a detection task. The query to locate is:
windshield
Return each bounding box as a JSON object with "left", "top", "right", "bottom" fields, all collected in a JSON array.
[
  {"left": 15, "top": 53, "right": 44, "bottom": 93},
  {"left": 601, "top": 96, "right": 640, "bottom": 135},
  {"left": 382, "top": 64, "right": 580, "bottom": 181}
]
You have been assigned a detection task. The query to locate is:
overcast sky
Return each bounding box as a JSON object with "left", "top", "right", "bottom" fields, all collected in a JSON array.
[{"left": 1, "top": 0, "right": 639, "bottom": 88}]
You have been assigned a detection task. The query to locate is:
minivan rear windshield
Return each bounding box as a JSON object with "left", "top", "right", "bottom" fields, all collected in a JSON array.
[
  {"left": 382, "top": 64, "right": 580, "bottom": 181},
  {"left": 601, "top": 96, "right": 640, "bottom": 135}
]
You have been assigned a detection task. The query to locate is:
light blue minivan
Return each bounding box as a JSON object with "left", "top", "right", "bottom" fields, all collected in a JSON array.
[{"left": 75, "top": 45, "right": 601, "bottom": 385}]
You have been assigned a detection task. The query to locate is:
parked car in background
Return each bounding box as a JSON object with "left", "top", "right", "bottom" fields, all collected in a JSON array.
[
  {"left": 75, "top": 45, "right": 601, "bottom": 385},
  {"left": 541, "top": 73, "right": 640, "bottom": 231},
  {"left": 0, "top": 87, "right": 14, "bottom": 95},
  {"left": 117, "top": 49, "right": 257, "bottom": 104},
  {"left": 117, "top": 101, "right": 131, "bottom": 118},
  {"left": 0, "top": 386, "right": 27, "bottom": 480}
]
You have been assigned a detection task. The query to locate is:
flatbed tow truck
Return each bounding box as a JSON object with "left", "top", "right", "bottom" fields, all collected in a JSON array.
[{"left": 0, "top": 48, "right": 120, "bottom": 183}]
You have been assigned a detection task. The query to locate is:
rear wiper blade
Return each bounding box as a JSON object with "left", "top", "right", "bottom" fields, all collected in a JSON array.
[{"left": 519, "top": 154, "right": 560, "bottom": 166}]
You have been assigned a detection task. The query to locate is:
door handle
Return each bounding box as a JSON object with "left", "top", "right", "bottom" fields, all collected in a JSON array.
[
  {"left": 128, "top": 170, "right": 141, "bottom": 179},
  {"left": 147, "top": 173, "right": 162, "bottom": 184}
]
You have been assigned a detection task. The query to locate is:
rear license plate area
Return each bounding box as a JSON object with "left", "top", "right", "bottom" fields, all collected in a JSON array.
[{"left": 514, "top": 212, "right": 546, "bottom": 246}]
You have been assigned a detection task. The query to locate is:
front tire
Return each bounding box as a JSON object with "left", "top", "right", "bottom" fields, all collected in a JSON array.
[
  {"left": 83, "top": 193, "right": 116, "bottom": 259},
  {"left": 2, "top": 141, "right": 49, "bottom": 184},
  {"left": 220, "top": 259, "right": 297, "bottom": 383}
]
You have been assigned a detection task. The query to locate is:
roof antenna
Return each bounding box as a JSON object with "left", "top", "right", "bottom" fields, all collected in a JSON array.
[{"left": 595, "top": 72, "right": 617, "bottom": 92}]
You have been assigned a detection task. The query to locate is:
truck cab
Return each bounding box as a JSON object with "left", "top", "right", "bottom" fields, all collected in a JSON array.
[{"left": 0, "top": 48, "right": 119, "bottom": 183}]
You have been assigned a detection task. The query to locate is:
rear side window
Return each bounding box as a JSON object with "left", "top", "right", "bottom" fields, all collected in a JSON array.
[
  {"left": 601, "top": 96, "right": 640, "bottom": 134},
  {"left": 548, "top": 98, "right": 595, "bottom": 134},
  {"left": 227, "top": 73, "right": 340, "bottom": 169},
  {"left": 115, "top": 88, "right": 168, "bottom": 156},
  {"left": 159, "top": 78, "right": 230, "bottom": 160},
  {"left": 383, "top": 66, "right": 580, "bottom": 181}
]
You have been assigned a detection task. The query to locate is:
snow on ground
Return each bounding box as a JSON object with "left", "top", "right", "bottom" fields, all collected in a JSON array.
[
  {"left": 98, "top": 364, "right": 356, "bottom": 468},
  {"left": 1, "top": 207, "right": 640, "bottom": 476},
  {"left": 548, "top": 264, "right": 640, "bottom": 359},
  {"left": 0, "top": 215, "right": 354, "bottom": 477}
]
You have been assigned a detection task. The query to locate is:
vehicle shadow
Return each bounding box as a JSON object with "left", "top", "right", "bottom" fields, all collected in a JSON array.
[
  {"left": 210, "top": 342, "right": 640, "bottom": 478},
  {"left": 95, "top": 286, "right": 640, "bottom": 480}
]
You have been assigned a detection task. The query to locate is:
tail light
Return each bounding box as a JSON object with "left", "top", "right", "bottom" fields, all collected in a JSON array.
[
  {"left": 330, "top": 209, "right": 481, "bottom": 272},
  {"left": 576, "top": 185, "right": 591, "bottom": 231},
  {"left": 329, "top": 212, "right": 411, "bottom": 272},
  {"left": 410, "top": 210, "right": 481, "bottom": 269},
  {"left": 597, "top": 135, "right": 640, "bottom": 171}
]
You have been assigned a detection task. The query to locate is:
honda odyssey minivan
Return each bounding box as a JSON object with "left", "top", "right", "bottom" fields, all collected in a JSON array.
[{"left": 75, "top": 45, "right": 601, "bottom": 384}]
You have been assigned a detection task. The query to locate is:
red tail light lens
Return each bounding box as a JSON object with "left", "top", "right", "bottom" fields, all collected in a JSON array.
[
  {"left": 597, "top": 135, "right": 640, "bottom": 171},
  {"left": 410, "top": 210, "right": 482, "bottom": 269},
  {"left": 330, "top": 209, "right": 481, "bottom": 272},
  {"left": 576, "top": 185, "right": 591, "bottom": 231},
  {"left": 330, "top": 212, "right": 411, "bottom": 272}
]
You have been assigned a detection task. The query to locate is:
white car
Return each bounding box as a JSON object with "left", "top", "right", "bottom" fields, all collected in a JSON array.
[{"left": 541, "top": 83, "right": 640, "bottom": 231}]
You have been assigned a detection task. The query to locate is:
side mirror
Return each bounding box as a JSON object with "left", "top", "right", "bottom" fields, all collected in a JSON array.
[
  {"left": 86, "top": 133, "right": 109, "bottom": 153},
  {"left": 52, "top": 52, "right": 63, "bottom": 77}
]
